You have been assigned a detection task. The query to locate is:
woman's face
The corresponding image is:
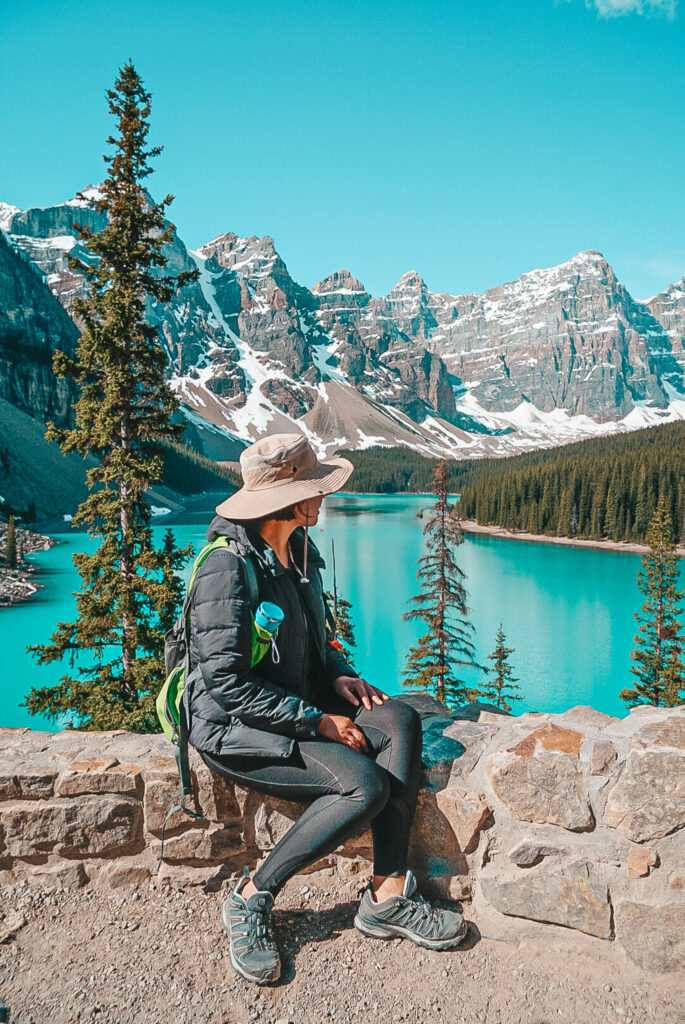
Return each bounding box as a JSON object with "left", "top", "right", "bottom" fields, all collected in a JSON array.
[{"left": 293, "top": 496, "right": 324, "bottom": 526}]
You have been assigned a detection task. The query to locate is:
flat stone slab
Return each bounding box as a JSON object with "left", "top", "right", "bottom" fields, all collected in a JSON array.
[
  {"left": 0, "top": 761, "right": 58, "bottom": 800},
  {"left": 507, "top": 839, "right": 567, "bottom": 867},
  {"left": 435, "top": 783, "right": 490, "bottom": 853},
  {"left": 604, "top": 720, "right": 685, "bottom": 842},
  {"left": 615, "top": 900, "right": 685, "bottom": 973},
  {"left": 627, "top": 847, "right": 657, "bottom": 878},
  {"left": 481, "top": 859, "right": 611, "bottom": 938},
  {"left": 56, "top": 759, "right": 143, "bottom": 797},
  {"left": 487, "top": 725, "right": 593, "bottom": 831},
  {"left": 0, "top": 796, "right": 143, "bottom": 858},
  {"left": 589, "top": 740, "right": 617, "bottom": 776}
]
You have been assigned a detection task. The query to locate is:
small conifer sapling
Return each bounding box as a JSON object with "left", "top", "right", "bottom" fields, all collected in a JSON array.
[
  {"left": 620, "top": 495, "right": 684, "bottom": 707},
  {"left": 476, "top": 624, "right": 522, "bottom": 712}
]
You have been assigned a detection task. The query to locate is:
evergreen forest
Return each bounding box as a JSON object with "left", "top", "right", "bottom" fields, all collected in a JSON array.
[
  {"left": 457, "top": 422, "right": 684, "bottom": 544},
  {"left": 341, "top": 422, "right": 685, "bottom": 545},
  {"left": 158, "top": 441, "right": 240, "bottom": 495}
]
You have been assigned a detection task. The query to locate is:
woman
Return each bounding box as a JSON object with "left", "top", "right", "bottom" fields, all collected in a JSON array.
[{"left": 187, "top": 433, "right": 467, "bottom": 985}]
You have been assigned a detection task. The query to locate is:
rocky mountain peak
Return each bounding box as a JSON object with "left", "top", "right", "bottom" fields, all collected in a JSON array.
[
  {"left": 646, "top": 278, "right": 685, "bottom": 378},
  {"left": 63, "top": 183, "right": 106, "bottom": 209},
  {"left": 388, "top": 270, "right": 427, "bottom": 294},
  {"left": 496, "top": 249, "right": 615, "bottom": 302},
  {"left": 650, "top": 277, "right": 685, "bottom": 302},
  {"left": 198, "top": 231, "right": 278, "bottom": 271},
  {"left": 312, "top": 269, "right": 367, "bottom": 296},
  {"left": 0, "top": 202, "right": 20, "bottom": 231}
]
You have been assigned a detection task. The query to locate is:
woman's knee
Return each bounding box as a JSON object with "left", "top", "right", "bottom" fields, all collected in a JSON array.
[
  {"left": 377, "top": 699, "right": 422, "bottom": 745},
  {"left": 348, "top": 759, "right": 391, "bottom": 816}
]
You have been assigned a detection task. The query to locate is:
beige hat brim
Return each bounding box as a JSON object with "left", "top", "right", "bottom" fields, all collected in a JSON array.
[{"left": 215, "top": 456, "right": 354, "bottom": 520}]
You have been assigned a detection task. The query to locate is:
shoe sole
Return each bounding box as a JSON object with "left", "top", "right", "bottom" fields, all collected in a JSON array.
[
  {"left": 222, "top": 899, "right": 281, "bottom": 986},
  {"left": 354, "top": 912, "right": 468, "bottom": 951}
]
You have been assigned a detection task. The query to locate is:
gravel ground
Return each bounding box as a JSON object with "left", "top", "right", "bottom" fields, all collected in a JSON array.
[{"left": 0, "top": 876, "right": 682, "bottom": 1024}]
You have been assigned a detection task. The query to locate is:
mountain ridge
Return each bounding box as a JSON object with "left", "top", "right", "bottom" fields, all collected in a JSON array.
[{"left": 2, "top": 187, "right": 684, "bottom": 462}]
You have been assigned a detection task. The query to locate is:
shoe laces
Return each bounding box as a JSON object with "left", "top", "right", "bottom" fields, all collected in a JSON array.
[
  {"left": 247, "top": 902, "right": 276, "bottom": 951},
  {"left": 409, "top": 892, "right": 444, "bottom": 927}
]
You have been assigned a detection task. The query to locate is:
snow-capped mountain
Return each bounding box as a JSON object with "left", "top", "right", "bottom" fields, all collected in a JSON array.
[
  {"left": 646, "top": 279, "right": 685, "bottom": 376},
  {"left": 2, "top": 188, "right": 685, "bottom": 461},
  {"left": 420, "top": 251, "right": 682, "bottom": 418}
]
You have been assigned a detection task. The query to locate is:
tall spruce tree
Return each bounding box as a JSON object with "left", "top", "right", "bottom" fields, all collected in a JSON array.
[
  {"left": 325, "top": 540, "right": 357, "bottom": 662},
  {"left": 403, "top": 461, "right": 479, "bottom": 707},
  {"left": 476, "top": 624, "right": 522, "bottom": 712},
  {"left": 25, "top": 63, "right": 195, "bottom": 732},
  {"left": 5, "top": 515, "right": 17, "bottom": 569},
  {"left": 620, "top": 495, "right": 684, "bottom": 708}
]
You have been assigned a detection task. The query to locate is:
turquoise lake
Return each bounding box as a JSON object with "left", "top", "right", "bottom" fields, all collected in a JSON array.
[{"left": 3, "top": 493, "right": 680, "bottom": 728}]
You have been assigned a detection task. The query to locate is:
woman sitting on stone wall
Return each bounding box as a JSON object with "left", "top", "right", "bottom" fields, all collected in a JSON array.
[{"left": 187, "top": 433, "right": 468, "bottom": 985}]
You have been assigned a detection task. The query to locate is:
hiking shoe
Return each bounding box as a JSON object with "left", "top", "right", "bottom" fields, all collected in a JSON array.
[
  {"left": 354, "top": 870, "right": 468, "bottom": 950},
  {"left": 222, "top": 870, "right": 281, "bottom": 985}
]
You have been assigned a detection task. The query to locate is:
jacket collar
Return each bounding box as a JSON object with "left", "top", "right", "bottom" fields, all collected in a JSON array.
[{"left": 206, "top": 515, "right": 325, "bottom": 577}]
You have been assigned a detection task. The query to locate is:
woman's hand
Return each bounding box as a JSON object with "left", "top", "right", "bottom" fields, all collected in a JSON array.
[
  {"left": 333, "top": 675, "right": 390, "bottom": 711},
  {"left": 318, "top": 713, "right": 369, "bottom": 754}
]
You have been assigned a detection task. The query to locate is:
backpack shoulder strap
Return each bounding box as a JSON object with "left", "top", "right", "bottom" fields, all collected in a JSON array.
[
  {"left": 239, "top": 549, "right": 259, "bottom": 611},
  {"left": 184, "top": 535, "right": 259, "bottom": 617}
]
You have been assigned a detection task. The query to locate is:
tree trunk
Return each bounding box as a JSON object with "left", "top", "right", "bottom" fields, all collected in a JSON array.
[{"left": 119, "top": 406, "right": 136, "bottom": 695}]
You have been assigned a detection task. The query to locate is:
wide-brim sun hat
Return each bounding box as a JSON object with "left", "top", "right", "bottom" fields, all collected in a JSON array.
[{"left": 215, "top": 433, "right": 354, "bottom": 520}]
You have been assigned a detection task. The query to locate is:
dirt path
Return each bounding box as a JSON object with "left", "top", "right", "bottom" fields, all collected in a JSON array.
[{"left": 1, "top": 876, "right": 682, "bottom": 1024}]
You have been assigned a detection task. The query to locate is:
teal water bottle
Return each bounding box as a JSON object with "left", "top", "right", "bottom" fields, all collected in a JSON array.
[
  {"left": 253, "top": 602, "right": 284, "bottom": 664},
  {"left": 255, "top": 602, "right": 284, "bottom": 633}
]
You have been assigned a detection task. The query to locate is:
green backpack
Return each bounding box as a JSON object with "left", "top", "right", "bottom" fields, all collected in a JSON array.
[{"left": 155, "top": 535, "right": 278, "bottom": 865}]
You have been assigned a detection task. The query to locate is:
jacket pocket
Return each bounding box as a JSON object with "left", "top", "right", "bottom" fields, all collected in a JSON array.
[{"left": 219, "top": 720, "right": 294, "bottom": 759}]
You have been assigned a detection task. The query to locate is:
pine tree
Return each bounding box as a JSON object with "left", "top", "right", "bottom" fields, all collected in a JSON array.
[
  {"left": 475, "top": 624, "right": 522, "bottom": 712},
  {"left": 558, "top": 488, "right": 572, "bottom": 537},
  {"left": 324, "top": 538, "right": 357, "bottom": 663},
  {"left": 24, "top": 64, "right": 195, "bottom": 732},
  {"left": 570, "top": 502, "right": 579, "bottom": 536},
  {"left": 5, "top": 514, "right": 17, "bottom": 568},
  {"left": 325, "top": 590, "right": 356, "bottom": 662},
  {"left": 620, "top": 496, "right": 685, "bottom": 708},
  {"left": 403, "top": 461, "right": 480, "bottom": 707}
]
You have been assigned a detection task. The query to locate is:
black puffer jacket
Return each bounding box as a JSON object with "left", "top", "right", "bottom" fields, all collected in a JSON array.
[{"left": 186, "top": 515, "right": 356, "bottom": 758}]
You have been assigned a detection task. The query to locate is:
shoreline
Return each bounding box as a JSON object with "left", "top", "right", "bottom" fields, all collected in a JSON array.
[
  {"left": 459, "top": 519, "right": 685, "bottom": 557},
  {"left": 4, "top": 496, "right": 682, "bottom": 610},
  {"left": 0, "top": 525, "right": 59, "bottom": 608}
]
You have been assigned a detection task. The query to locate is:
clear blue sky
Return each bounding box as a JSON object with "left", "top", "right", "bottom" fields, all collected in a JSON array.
[{"left": 1, "top": 0, "right": 683, "bottom": 300}]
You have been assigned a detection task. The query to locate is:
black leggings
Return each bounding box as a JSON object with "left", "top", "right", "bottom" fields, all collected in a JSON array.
[{"left": 200, "top": 699, "right": 422, "bottom": 895}]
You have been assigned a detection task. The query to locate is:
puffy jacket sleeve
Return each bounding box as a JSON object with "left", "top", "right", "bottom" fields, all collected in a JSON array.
[{"left": 190, "top": 548, "right": 323, "bottom": 739}]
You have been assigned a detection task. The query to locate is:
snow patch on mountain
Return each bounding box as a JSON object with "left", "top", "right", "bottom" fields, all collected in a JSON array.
[{"left": 0, "top": 203, "right": 20, "bottom": 231}]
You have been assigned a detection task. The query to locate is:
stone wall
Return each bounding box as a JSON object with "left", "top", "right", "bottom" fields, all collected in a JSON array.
[{"left": 1, "top": 696, "right": 683, "bottom": 973}]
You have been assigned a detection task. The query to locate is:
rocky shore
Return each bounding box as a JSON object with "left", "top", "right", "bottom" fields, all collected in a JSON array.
[{"left": 0, "top": 523, "right": 57, "bottom": 608}]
